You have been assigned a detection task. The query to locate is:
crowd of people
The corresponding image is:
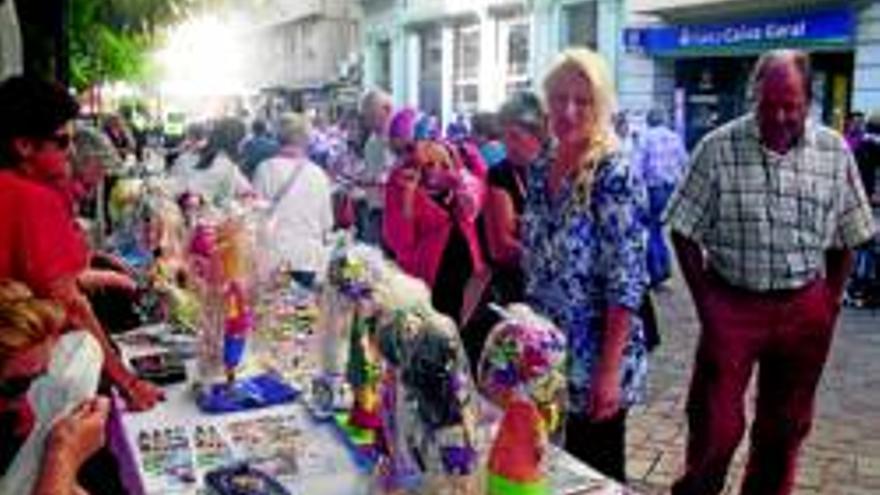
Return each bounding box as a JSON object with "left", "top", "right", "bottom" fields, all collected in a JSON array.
[
  {"left": 0, "top": 46, "right": 877, "bottom": 495},
  {"left": 843, "top": 110, "right": 880, "bottom": 307}
]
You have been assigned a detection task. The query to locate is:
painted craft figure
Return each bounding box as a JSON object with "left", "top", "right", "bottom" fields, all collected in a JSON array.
[
  {"left": 216, "top": 218, "right": 256, "bottom": 384},
  {"left": 401, "top": 311, "right": 479, "bottom": 495},
  {"left": 326, "top": 245, "right": 387, "bottom": 455},
  {"left": 478, "top": 304, "right": 567, "bottom": 495},
  {"left": 371, "top": 270, "right": 434, "bottom": 493}
]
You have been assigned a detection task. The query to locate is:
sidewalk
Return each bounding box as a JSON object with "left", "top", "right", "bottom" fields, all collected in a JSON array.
[{"left": 626, "top": 271, "right": 880, "bottom": 495}]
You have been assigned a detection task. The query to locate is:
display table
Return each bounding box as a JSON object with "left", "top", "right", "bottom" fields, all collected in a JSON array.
[{"left": 110, "top": 326, "right": 631, "bottom": 495}]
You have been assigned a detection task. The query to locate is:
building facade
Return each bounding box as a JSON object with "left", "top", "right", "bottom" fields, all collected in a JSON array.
[
  {"left": 236, "top": 0, "right": 362, "bottom": 114},
  {"left": 0, "top": 0, "right": 22, "bottom": 81},
  {"left": 361, "top": 0, "right": 625, "bottom": 126},
  {"left": 622, "top": 0, "right": 880, "bottom": 148}
]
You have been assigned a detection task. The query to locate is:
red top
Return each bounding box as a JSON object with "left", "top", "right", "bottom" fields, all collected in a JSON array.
[
  {"left": 383, "top": 165, "right": 486, "bottom": 288},
  {"left": 0, "top": 171, "right": 89, "bottom": 295}
]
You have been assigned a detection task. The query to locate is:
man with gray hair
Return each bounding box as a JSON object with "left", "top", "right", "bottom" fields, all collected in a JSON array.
[
  {"left": 666, "top": 49, "right": 876, "bottom": 495},
  {"left": 356, "top": 88, "right": 394, "bottom": 244}
]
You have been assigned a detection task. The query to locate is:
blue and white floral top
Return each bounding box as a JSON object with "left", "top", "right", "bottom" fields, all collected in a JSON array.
[{"left": 522, "top": 147, "right": 650, "bottom": 416}]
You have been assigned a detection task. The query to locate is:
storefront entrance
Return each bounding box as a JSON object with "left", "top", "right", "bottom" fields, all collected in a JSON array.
[
  {"left": 626, "top": 6, "right": 857, "bottom": 148},
  {"left": 675, "top": 51, "right": 854, "bottom": 148}
]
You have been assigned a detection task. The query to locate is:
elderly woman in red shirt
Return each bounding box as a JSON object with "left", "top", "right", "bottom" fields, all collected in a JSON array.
[{"left": 0, "top": 76, "right": 162, "bottom": 411}]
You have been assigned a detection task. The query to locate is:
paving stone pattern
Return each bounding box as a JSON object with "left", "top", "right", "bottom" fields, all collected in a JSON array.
[{"left": 625, "top": 268, "right": 880, "bottom": 495}]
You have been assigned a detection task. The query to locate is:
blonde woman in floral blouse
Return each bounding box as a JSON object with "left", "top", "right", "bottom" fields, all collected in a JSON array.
[{"left": 522, "top": 48, "right": 649, "bottom": 481}]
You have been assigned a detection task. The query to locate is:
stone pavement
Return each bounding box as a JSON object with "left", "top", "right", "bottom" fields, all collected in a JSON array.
[{"left": 625, "top": 271, "right": 880, "bottom": 495}]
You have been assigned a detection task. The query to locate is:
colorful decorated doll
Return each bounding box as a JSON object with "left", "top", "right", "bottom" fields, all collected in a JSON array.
[
  {"left": 478, "top": 304, "right": 567, "bottom": 495},
  {"left": 327, "top": 245, "right": 375, "bottom": 425},
  {"left": 216, "top": 218, "right": 256, "bottom": 384},
  {"left": 187, "top": 217, "right": 222, "bottom": 380},
  {"left": 177, "top": 191, "right": 206, "bottom": 228},
  {"left": 321, "top": 244, "right": 388, "bottom": 458},
  {"left": 402, "top": 311, "right": 480, "bottom": 495},
  {"left": 141, "top": 196, "right": 201, "bottom": 332},
  {"left": 311, "top": 285, "right": 353, "bottom": 418},
  {"left": 186, "top": 211, "right": 257, "bottom": 385},
  {"left": 107, "top": 178, "right": 152, "bottom": 268},
  {"left": 371, "top": 270, "right": 433, "bottom": 493}
]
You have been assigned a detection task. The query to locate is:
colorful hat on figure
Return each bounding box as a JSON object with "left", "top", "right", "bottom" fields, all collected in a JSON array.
[
  {"left": 479, "top": 304, "right": 566, "bottom": 417},
  {"left": 479, "top": 304, "right": 567, "bottom": 495},
  {"left": 326, "top": 243, "right": 387, "bottom": 302}
]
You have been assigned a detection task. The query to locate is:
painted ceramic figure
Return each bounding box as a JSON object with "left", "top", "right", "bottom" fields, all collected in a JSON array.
[
  {"left": 403, "top": 311, "right": 479, "bottom": 495},
  {"left": 479, "top": 304, "right": 567, "bottom": 495},
  {"left": 372, "top": 271, "right": 433, "bottom": 493},
  {"left": 216, "top": 218, "right": 255, "bottom": 383}
]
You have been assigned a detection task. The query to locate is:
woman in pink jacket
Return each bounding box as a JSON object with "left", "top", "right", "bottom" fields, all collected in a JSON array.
[{"left": 383, "top": 137, "right": 487, "bottom": 323}]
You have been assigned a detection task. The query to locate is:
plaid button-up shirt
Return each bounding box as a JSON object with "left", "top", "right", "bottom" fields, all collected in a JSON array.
[{"left": 664, "top": 114, "right": 877, "bottom": 291}]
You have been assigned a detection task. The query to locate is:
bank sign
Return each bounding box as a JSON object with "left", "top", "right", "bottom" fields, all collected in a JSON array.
[{"left": 625, "top": 8, "right": 854, "bottom": 56}]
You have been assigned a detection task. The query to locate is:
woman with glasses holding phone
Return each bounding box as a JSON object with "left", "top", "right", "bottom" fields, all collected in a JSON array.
[
  {"left": 0, "top": 76, "right": 163, "bottom": 413},
  {"left": 383, "top": 108, "right": 487, "bottom": 323}
]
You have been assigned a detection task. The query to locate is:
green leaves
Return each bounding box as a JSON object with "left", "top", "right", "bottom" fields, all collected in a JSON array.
[{"left": 68, "top": 0, "right": 221, "bottom": 89}]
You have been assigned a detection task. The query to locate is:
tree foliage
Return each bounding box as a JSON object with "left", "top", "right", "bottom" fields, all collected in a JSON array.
[{"left": 69, "top": 0, "right": 225, "bottom": 90}]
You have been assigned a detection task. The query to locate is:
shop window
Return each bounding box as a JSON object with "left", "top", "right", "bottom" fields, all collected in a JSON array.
[
  {"left": 499, "top": 15, "right": 530, "bottom": 97},
  {"left": 419, "top": 26, "right": 443, "bottom": 116},
  {"left": 453, "top": 22, "right": 480, "bottom": 114},
  {"left": 676, "top": 58, "right": 753, "bottom": 149},
  {"left": 377, "top": 40, "right": 392, "bottom": 92},
  {"left": 565, "top": 1, "right": 598, "bottom": 49},
  {"left": 288, "top": 33, "right": 297, "bottom": 59}
]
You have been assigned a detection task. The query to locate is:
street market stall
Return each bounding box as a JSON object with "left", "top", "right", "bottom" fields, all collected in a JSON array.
[
  {"left": 100, "top": 180, "right": 637, "bottom": 495},
  {"left": 111, "top": 324, "right": 628, "bottom": 495}
]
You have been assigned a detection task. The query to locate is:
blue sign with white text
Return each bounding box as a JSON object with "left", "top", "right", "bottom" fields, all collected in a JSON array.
[{"left": 625, "top": 8, "right": 854, "bottom": 56}]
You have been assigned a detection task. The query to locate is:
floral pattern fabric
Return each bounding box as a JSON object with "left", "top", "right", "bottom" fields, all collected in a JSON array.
[{"left": 522, "top": 148, "right": 650, "bottom": 416}]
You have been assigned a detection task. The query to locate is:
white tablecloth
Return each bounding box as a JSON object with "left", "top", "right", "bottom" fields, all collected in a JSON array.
[{"left": 112, "top": 328, "right": 630, "bottom": 495}]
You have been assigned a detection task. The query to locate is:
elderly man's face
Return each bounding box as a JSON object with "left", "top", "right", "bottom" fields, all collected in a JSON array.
[
  {"left": 365, "top": 101, "right": 392, "bottom": 135},
  {"left": 756, "top": 64, "right": 808, "bottom": 154}
]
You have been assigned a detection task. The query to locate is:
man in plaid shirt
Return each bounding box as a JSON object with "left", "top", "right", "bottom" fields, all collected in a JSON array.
[{"left": 665, "top": 50, "right": 876, "bottom": 495}]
